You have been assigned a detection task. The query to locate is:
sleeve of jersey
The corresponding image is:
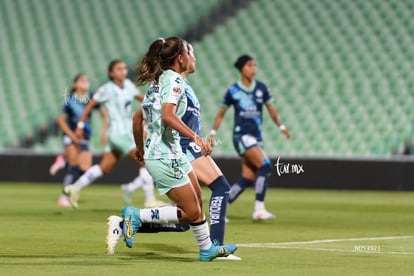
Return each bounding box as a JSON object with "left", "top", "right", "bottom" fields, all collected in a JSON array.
[
  {"left": 222, "top": 89, "right": 233, "bottom": 108},
  {"left": 161, "top": 75, "right": 183, "bottom": 105},
  {"left": 93, "top": 87, "right": 109, "bottom": 103},
  {"left": 61, "top": 103, "right": 70, "bottom": 115},
  {"left": 127, "top": 79, "right": 140, "bottom": 97},
  {"left": 263, "top": 85, "right": 274, "bottom": 104}
]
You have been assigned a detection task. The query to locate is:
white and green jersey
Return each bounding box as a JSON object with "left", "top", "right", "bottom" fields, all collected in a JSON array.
[
  {"left": 142, "top": 69, "right": 187, "bottom": 159},
  {"left": 93, "top": 79, "right": 140, "bottom": 135}
]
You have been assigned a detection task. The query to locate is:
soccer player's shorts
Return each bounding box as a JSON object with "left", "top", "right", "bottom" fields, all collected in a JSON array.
[
  {"left": 145, "top": 156, "right": 192, "bottom": 195},
  {"left": 105, "top": 132, "right": 136, "bottom": 156},
  {"left": 233, "top": 134, "right": 263, "bottom": 156},
  {"left": 63, "top": 135, "right": 90, "bottom": 151},
  {"left": 180, "top": 140, "right": 202, "bottom": 162}
]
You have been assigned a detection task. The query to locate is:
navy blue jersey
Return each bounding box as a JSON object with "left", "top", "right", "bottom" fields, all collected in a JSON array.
[
  {"left": 223, "top": 80, "right": 273, "bottom": 140},
  {"left": 62, "top": 92, "right": 96, "bottom": 139},
  {"left": 180, "top": 80, "right": 202, "bottom": 148}
]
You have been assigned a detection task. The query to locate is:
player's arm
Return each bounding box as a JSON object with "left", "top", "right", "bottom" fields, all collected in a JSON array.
[
  {"left": 75, "top": 99, "right": 99, "bottom": 138},
  {"left": 132, "top": 108, "right": 145, "bottom": 162},
  {"left": 99, "top": 107, "right": 108, "bottom": 145},
  {"left": 162, "top": 103, "right": 211, "bottom": 156},
  {"left": 208, "top": 107, "right": 228, "bottom": 146},
  {"left": 56, "top": 114, "right": 79, "bottom": 144},
  {"left": 134, "top": 94, "right": 144, "bottom": 102},
  {"left": 266, "top": 102, "right": 290, "bottom": 139}
]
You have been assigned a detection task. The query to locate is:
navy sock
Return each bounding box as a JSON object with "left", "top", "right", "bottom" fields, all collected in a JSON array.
[
  {"left": 63, "top": 166, "right": 81, "bottom": 187},
  {"left": 255, "top": 160, "right": 272, "bottom": 201},
  {"left": 208, "top": 176, "right": 230, "bottom": 245},
  {"left": 229, "top": 177, "right": 254, "bottom": 204}
]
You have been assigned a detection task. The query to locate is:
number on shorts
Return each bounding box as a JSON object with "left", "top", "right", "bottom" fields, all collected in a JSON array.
[{"left": 189, "top": 142, "right": 201, "bottom": 153}]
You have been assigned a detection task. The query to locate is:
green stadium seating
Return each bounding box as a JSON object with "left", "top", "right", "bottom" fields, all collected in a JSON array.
[{"left": 2, "top": 0, "right": 414, "bottom": 157}]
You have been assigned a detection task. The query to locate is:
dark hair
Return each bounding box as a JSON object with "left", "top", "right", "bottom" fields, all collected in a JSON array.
[
  {"left": 136, "top": 37, "right": 186, "bottom": 86},
  {"left": 234, "top": 54, "right": 253, "bottom": 72},
  {"left": 70, "top": 73, "right": 86, "bottom": 94},
  {"left": 108, "top": 59, "right": 123, "bottom": 80}
]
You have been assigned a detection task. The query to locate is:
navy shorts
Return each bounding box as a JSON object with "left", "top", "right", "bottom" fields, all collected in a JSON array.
[
  {"left": 63, "top": 135, "right": 90, "bottom": 151},
  {"left": 233, "top": 134, "right": 263, "bottom": 156},
  {"left": 180, "top": 140, "right": 202, "bottom": 162}
]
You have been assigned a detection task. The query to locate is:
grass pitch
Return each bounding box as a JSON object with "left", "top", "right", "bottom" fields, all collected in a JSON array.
[{"left": 0, "top": 183, "right": 413, "bottom": 275}]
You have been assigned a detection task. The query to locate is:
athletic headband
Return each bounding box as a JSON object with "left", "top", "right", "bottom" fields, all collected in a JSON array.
[{"left": 234, "top": 54, "right": 253, "bottom": 72}]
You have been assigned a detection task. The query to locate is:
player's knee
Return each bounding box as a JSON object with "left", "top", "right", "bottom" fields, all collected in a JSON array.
[
  {"left": 260, "top": 159, "right": 272, "bottom": 175},
  {"left": 186, "top": 207, "right": 203, "bottom": 223}
]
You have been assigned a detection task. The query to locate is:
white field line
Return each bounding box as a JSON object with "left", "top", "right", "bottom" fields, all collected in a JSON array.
[{"left": 237, "top": 236, "right": 414, "bottom": 255}]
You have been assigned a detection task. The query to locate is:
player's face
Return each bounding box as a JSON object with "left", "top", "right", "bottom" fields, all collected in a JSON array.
[
  {"left": 75, "top": 75, "right": 90, "bottom": 92},
  {"left": 178, "top": 43, "right": 190, "bottom": 73},
  {"left": 241, "top": 60, "right": 256, "bottom": 80},
  {"left": 186, "top": 44, "right": 196, "bottom": 74},
  {"left": 110, "top": 62, "right": 128, "bottom": 82}
]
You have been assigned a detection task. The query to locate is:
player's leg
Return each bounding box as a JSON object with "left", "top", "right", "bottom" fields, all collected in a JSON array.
[
  {"left": 121, "top": 158, "right": 236, "bottom": 261},
  {"left": 65, "top": 151, "right": 121, "bottom": 208},
  {"left": 191, "top": 155, "right": 230, "bottom": 246},
  {"left": 229, "top": 157, "right": 256, "bottom": 203},
  {"left": 241, "top": 146, "right": 274, "bottom": 220},
  {"left": 57, "top": 144, "right": 79, "bottom": 206}
]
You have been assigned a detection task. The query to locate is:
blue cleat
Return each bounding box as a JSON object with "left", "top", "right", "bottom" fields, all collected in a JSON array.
[
  {"left": 199, "top": 243, "right": 238, "bottom": 261},
  {"left": 122, "top": 206, "right": 142, "bottom": 248}
]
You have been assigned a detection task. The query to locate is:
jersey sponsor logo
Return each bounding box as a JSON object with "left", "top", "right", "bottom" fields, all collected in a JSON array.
[
  {"left": 256, "top": 89, "right": 263, "bottom": 98},
  {"left": 174, "top": 77, "right": 181, "bottom": 84}
]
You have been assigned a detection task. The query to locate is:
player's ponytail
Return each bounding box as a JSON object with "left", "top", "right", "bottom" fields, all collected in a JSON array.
[
  {"left": 135, "top": 38, "right": 164, "bottom": 86},
  {"left": 136, "top": 37, "right": 186, "bottom": 86}
]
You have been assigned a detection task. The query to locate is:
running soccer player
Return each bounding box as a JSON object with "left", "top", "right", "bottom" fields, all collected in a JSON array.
[
  {"left": 56, "top": 74, "right": 108, "bottom": 207},
  {"left": 209, "top": 55, "right": 290, "bottom": 220},
  {"left": 106, "top": 43, "right": 240, "bottom": 260},
  {"left": 64, "top": 60, "right": 165, "bottom": 208},
  {"left": 116, "top": 37, "right": 236, "bottom": 261}
]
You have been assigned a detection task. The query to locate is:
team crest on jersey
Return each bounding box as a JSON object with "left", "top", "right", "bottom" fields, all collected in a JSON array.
[
  {"left": 256, "top": 90, "right": 263, "bottom": 98},
  {"left": 173, "top": 86, "right": 181, "bottom": 94}
]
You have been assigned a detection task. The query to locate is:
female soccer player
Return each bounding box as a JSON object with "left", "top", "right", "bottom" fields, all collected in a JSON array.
[
  {"left": 120, "top": 37, "right": 236, "bottom": 261},
  {"left": 64, "top": 60, "right": 164, "bottom": 208},
  {"left": 56, "top": 74, "right": 108, "bottom": 207},
  {"left": 106, "top": 43, "right": 239, "bottom": 260},
  {"left": 209, "top": 55, "right": 290, "bottom": 220}
]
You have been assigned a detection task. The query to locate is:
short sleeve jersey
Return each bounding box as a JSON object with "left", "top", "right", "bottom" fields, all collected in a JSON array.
[
  {"left": 93, "top": 79, "right": 139, "bottom": 135},
  {"left": 222, "top": 80, "right": 273, "bottom": 140},
  {"left": 142, "top": 70, "right": 187, "bottom": 159},
  {"left": 62, "top": 92, "right": 94, "bottom": 139}
]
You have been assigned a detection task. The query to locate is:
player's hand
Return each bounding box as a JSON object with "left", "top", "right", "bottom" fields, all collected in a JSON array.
[
  {"left": 75, "top": 127, "right": 84, "bottom": 139},
  {"left": 70, "top": 134, "right": 80, "bottom": 145},
  {"left": 135, "top": 148, "right": 144, "bottom": 162},
  {"left": 195, "top": 136, "right": 212, "bottom": 156},
  {"left": 207, "top": 134, "right": 216, "bottom": 147},
  {"left": 100, "top": 133, "right": 107, "bottom": 145},
  {"left": 281, "top": 129, "right": 290, "bottom": 139}
]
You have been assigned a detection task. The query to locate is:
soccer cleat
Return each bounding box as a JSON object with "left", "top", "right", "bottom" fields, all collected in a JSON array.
[
  {"left": 106, "top": 216, "right": 123, "bottom": 255},
  {"left": 120, "top": 184, "right": 133, "bottom": 205},
  {"left": 144, "top": 199, "right": 169, "bottom": 208},
  {"left": 216, "top": 254, "right": 242, "bottom": 261},
  {"left": 57, "top": 197, "right": 71, "bottom": 207},
  {"left": 122, "top": 206, "right": 142, "bottom": 248},
  {"left": 199, "top": 243, "right": 237, "bottom": 262},
  {"left": 252, "top": 209, "right": 276, "bottom": 221},
  {"left": 64, "top": 185, "right": 79, "bottom": 208},
  {"left": 49, "top": 155, "right": 66, "bottom": 176}
]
